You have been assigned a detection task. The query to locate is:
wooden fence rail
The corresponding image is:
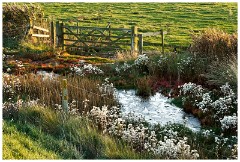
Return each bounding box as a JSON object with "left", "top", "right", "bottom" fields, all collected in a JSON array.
[
  {"left": 139, "top": 30, "right": 167, "bottom": 54},
  {"left": 56, "top": 21, "right": 138, "bottom": 55},
  {"left": 28, "top": 18, "right": 52, "bottom": 45},
  {"left": 25, "top": 18, "right": 167, "bottom": 56}
]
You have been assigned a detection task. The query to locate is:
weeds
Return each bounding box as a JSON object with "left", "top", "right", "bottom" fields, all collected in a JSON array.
[
  {"left": 190, "top": 28, "right": 237, "bottom": 61},
  {"left": 135, "top": 76, "right": 152, "bottom": 97},
  {"left": 2, "top": 73, "right": 117, "bottom": 114},
  {"left": 205, "top": 55, "right": 237, "bottom": 91},
  {"left": 3, "top": 104, "right": 144, "bottom": 159}
]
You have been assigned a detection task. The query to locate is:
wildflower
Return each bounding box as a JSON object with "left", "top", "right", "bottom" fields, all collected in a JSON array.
[
  {"left": 179, "top": 82, "right": 204, "bottom": 97},
  {"left": 134, "top": 54, "right": 149, "bottom": 66},
  {"left": 196, "top": 93, "right": 212, "bottom": 113},
  {"left": 220, "top": 114, "right": 237, "bottom": 131},
  {"left": 70, "top": 63, "right": 104, "bottom": 76},
  {"left": 115, "top": 62, "right": 132, "bottom": 73}
]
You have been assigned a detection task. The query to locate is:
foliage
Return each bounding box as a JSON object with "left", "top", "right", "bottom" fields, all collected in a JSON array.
[
  {"left": 190, "top": 28, "right": 237, "bottom": 61},
  {"left": 3, "top": 105, "right": 142, "bottom": 159},
  {"left": 88, "top": 105, "right": 200, "bottom": 159},
  {"left": 3, "top": 3, "right": 44, "bottom": 49},
  {"left": 2, "top": 71, "right": 238, "bottom": 159},
  {"left": 2, "top": 73, "right": 117, "bottom": 114},
  {"left": 205, "top": 55, "right": 237, "bottom": 91},
  {"left": 113, "top": 52, "right": 208, "bottom": 90},
  {"left": 88, "top": 103, "right": 237, "bottom": 159},
  {"left": 179, "top": 82, "right": 237, "bottom": 134}
]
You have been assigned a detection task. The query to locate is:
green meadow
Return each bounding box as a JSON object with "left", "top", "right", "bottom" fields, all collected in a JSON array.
[{"left": 39, "top": 2, "right": 237, "bottom": 51}]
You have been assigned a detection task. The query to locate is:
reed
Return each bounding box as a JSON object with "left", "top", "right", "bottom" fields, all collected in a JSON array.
[{"left": 9, "top": 73, "right": 118, "bottom": 114}]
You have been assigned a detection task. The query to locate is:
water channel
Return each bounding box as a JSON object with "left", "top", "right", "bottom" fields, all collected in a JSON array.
[
  {"left": 117, "top": 90, "right": 201, "bottom": 132},
  {"left": 36, "top": 71, "right": 201, "bottom": 131}
]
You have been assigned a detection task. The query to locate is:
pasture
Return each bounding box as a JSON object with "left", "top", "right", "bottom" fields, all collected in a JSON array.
[{"left": 40, "top": 2, "right": 237, "bottom": 51}]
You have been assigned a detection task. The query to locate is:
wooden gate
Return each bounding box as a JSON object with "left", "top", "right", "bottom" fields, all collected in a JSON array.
[{"left": 56, "top": 21, "right": 137, "bottom": 55}]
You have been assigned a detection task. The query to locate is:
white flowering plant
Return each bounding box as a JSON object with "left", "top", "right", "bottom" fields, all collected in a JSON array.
[
  {"left": 70, "top": 63, "right": 104, "bottom": 76},
  {"left": 3, "top": 73, "right": 22, "bottom": 102},
  {"left": 98, "top": 78, "right": 116, "bottom": 96},
  {"left": 3, "top": 99, "right": 41, "bottom": 120},
  {"left": 115, "top": 62, "right": 132, "bottom": 74},
  {"left": 133, "top": 54, "right": 150, "bottom": 74},
  {"left": 179, "top": 82, "right": 237, "bottom": 134},
  {"left": 134, "top": 54, "right": 149, "bottom": 67},
  {"left": 88, "top": 102, "right": 200, "bottom": 159}
]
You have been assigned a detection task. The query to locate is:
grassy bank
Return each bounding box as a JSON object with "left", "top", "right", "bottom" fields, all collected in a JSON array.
[{"left": 3, "top": 106, "right": 146, "bottom": 159}]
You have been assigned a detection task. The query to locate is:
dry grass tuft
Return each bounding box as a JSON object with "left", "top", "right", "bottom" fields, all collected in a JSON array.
[
  {"left": 205, "top": 54, "right": 237, "bottom": 90},
  {"left": 190, "top": 28, "right": 237, "bottom": 61},
  {"left": 11, "top": 74, "right": 117, "bottom": 114},
  {"left": 115, "top": 50, "right": 138, "bottom": 61}
]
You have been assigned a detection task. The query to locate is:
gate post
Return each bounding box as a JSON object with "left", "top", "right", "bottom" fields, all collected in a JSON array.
[
  {"left": 161, "top": 29, "right": 164, "bottom": 55},
  {"left": 56, "top": 21, "right": 64, "bottom": 49},
  {"left": 50, "top": 21, "right": 55, "bottom": 48},
  {"left": 56, "top": 21, "right": 60, "bottom": 47},
  {"left": 60, "top": 22, "right": 65, "bottom": 50},
  {"left": 138, "top": 34, "right": 143, "bottom": 55},
  {"left": 131, "top": 26, "right": 138, "bottom": 54}
]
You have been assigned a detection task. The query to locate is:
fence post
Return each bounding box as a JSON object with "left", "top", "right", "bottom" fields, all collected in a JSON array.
[
  {"left": 56, "top": 21, "right": 60, "bottom": 47},
  {"left": 28, "top": 19, "right": 34, "bottom": 39},
  {"left": 108, "top": 22, "right": 111, "bottom": 41},
  {"left": 77, "top": 21, "right": 79, "bottom": 34},
  {"left": 161, "top": 29, "right": 164, "bottom": 55},
  {"left": 60, "top": 22, "right": 65, "bottom": 50},
  {"left": 62, "top": 79, "right": 68, "bottom": 112},
  {"left": 50, "top": 21, "right": 55, "bottom": 48},
  {"left": 131, "top": 26, "right": 138, "bottom": 54},
  {"left": 138, "top": 34, "right": 143, "bottom": 55},
  {"left": 56, "top": 21, "right": 64, "bottom": 49}
]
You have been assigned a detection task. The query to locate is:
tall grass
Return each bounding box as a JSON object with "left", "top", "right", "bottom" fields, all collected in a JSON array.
[
  {"left": 3, "top": 73, "right": 117, "bottom": 114},
  {"left": 135, "top": 76, "right": 152, "bottom": 97},
  {"left": 3, "top": 105, "right": 146, "bottom": 159},
  {"left": 205, "top": 55, "right": 237, "bottom": 91},
  {"left": 190, "top": 28, "right": 237, "bottom": 91},
  {"left": 190, "top": 28, "right": 237, "bottom": 61},
  {"left": 3, "top": 120, "right": 83, "bottom": 159}
]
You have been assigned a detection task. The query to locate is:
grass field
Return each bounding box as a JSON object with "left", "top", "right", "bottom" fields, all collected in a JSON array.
[{"left": 38, "top": 2, "right": 237, "bottom": 52}]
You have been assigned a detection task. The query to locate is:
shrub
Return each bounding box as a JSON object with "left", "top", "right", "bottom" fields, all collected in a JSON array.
[
  {"left": 135, "top": 76, "right": 152, "bottom": 97},
  {"left": 205, "top": 55, "right": 237, "bottom": 91},
  {"left": 179, "top": 82, "right": 237, "bottom": 134},
  {"left": 3, "top": 3, "right": 44, "bottom": 49},
  {"left": 190, "top": 28, "right": 237, "bottom": 61}
]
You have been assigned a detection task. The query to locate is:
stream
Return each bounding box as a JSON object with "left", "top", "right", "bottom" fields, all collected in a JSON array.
[
  {"left": 36, "top": 71, "right": 201, "bottom": 131},
  {"left": 117, "top": 90, "right": 201, "bottom": 132}
]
